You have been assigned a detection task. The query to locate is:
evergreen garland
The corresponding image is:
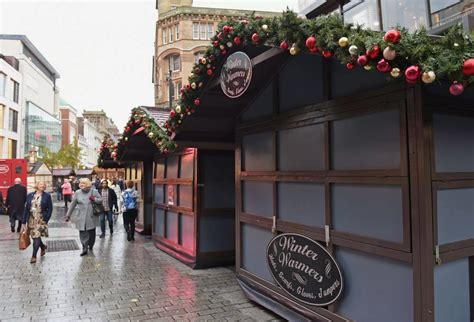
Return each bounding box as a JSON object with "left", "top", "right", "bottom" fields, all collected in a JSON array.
[
  {"left": 111, "top": 107, "right": 177, "bottom": 162},
  {"left": 163, "top": 10, "right": 474, "bottom": 146}
]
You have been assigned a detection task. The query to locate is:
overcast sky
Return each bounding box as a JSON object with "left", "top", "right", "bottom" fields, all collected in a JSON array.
[{"left": 0, "top": 0, "right": 298, "bottom": 129}]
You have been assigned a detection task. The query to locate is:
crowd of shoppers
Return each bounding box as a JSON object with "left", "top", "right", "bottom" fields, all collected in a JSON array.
[{"left": 3, "top": 173, "right": 136, "bottom": 263}]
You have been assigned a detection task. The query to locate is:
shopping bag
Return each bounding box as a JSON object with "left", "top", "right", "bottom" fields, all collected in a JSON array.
[{"left": 19, "top": 229, "right": 31, "bottom": 250}]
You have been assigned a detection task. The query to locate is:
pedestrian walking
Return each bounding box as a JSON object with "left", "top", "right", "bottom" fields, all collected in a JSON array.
[
  {"left": 110, "top": 179, "right": 122, "bottom": 220},
  {"left": 61, "top": 179, "right": 72, "bottom": 210},
  {"left": 98, "top": 179, "right": 117, "bottom": 238},
  {"left": 122, "top": 181, "right": 139, "bottom": 242},
  {"left": 118, "top": 176, "right": 124, "bottom": 191},
  {"left": 5, "top": 178, "right": 27, "bottom": 233},
  {"left": 56, "top": 178, "right": 63, "bottom": 201},
  {"left": 65, "top": 178, "right": 102, "bottom": 256},
  {"left": 22, "top": 181, "right": 53, "bottom": 264}
]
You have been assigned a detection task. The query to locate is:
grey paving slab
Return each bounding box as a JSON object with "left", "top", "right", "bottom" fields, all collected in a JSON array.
[{"left": 0, "top": 202, "right": 281, "bottom": 321}]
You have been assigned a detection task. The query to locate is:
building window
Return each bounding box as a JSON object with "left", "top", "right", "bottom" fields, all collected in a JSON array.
[
  {"left": 168, "top": 55, "right": 181, "bottom": 71},
  {"left": 12, "top": 80, "right": 19, "bottom": 103},
  {"left": 176, "top": 81, "right": 182, "bottom": 99},
  {"left": 0, "top": 73, "right": 5, "bottom": 97},
  {"left": 343, "top": 0, "right": 381, "bottom": 31},
  {"left": 207, "top": 23, "right": 214, "bottom": 39},
  {"left": 430, "top": 0, "right": 461, "bottom": 13},
  {"left": 381, "top": 0, "right": 428, "bottom": 31},
  {"left": 162, "top": 28, "right": 167, "bottom": 45},
  {"left": 169, "top": 26, "right": 174, "bottom": 42},
  {"left": 0, "top": 104, "right": 4, "bottom": 129},
  {"left": 192, "top": 23, "right": 199, "bottom": 39},
  {"left": 8, "top": 109, "right": 18, "bottom": 133},
  {"left": 8, "top": 138, "right": 17, "bottom": 158},
  {"left": 175, "top": 24, "right": 180, "bottom": 40},
  {"left": 200, "top": 23, "right": 207, "bottom": 39},
  {"left": 169, "top": 82, "right": 175, "bottom": 101}
]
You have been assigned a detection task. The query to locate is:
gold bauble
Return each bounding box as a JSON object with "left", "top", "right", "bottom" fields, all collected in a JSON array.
[
  {"left": 201, "top": 58, "right": 207, "bottom": 65},
  {"left": 262, "top": 24, "right": 268, "bottom": 31},
  {"left": 363, "top": 65, "right": 372, "bottom": 71},
  {"left": 421, "top": 71, "right": 436, "bottom": 84},
  {"left": 191, "top": 82, "right": 197, "bottom": 89},
  {"left": 391, "top": 68, "right": 401, "bottom": 78},
  {"left": 338, "top": 37, "right": 349, "bottom": 47},
  {"left": 348, "top": 45, "right": 358, "bottom": 55},
  {"left": 175, "top": 105, "right": 181, "bottom": 113},
  {"left": 289, "top": 46, "right": 298, "bottom": 56}
]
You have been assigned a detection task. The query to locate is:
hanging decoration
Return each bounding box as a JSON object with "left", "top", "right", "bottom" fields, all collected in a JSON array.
[{"left": 163, "top": 10, "right": 473, "bottom": 147}]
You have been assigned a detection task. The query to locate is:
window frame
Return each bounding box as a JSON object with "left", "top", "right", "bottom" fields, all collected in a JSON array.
[
  {"left": 175, "top": 24, "right": 180, "bottom": 40},
  {"left": 192, "top": 23, "right": 199, "bottom": 39},
  {"left": 8, "top": 108, "right": 18, "bottom": 132},
  {"left": 162, "top": 28, "right": 167, "bottom": 45},
  {"left": 12, "top": 79, "right": 19, "bottom": 103}
]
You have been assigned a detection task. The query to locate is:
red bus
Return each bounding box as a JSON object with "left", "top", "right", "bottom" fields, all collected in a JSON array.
[{"left": 0, "top": 159, "right": 28, "bottom": 197}]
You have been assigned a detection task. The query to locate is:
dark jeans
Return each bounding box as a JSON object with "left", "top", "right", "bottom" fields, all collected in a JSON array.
[
  {"left": 32, "top": 237, "right": 45, "bottom": 257},
  {"left": 57, "top": 191, "right": 63, "bottom": 201},
  {"left": 79, "top": 229, "right": 96, "bottom": 250},
  {"left": 123, "top": 209, "right": 137, "bottom": 237},
  {"left": 64, "top": 195, "right": 71, "bottom": 209},
  {"left": 100, "top": 210, "right": 113, "bottom": 235}
]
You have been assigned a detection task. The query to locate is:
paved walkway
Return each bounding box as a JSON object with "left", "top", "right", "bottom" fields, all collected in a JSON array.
[{"left": 0, "top": 201, "right": 280, "bottom": 321}]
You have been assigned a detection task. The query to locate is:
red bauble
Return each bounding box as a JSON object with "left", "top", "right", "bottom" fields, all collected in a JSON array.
[
  {"left": 221, "top": 49, "right": 227, "bottom": 55},
  {"left": 194, "top": 98, "right": 201, "bottom": 106},
  {"left": 305, "top": 36, "right": 316, "bottom": 49},
  {"left": 346, "top": 62, "right": 355, "bottom": 70},
  {"left": 169, "top": 110, "right": 175, "bottom": 117},
  {"left": 376, "top": 59, "right": 391, "bottom": 73},
  {"left": 449, "top": 82, "right": 464, "bottom": 96},
  {"left": 234, "top": 36, "right": 241, "bottom": 45},
  {"left": 462, "top": 58, "right": 474, "bottom": 76},
  {"left": 366, "top": 45, "right": 380, "bottom": 60},
  {"left": 405, "top": 65, "right": 421, "bottom": 84},
  {"left": 209, "top": 54, "right": 216, "bottom": 62},
  {"left": 207, "top": 69, "right": 213, "bottom": 76},
  {"left": 134, "top": 119, "right": 140, "bottom": 124},
  {"left": 213, "top": 41, "right": 219, "bottom": 47},
  {"left": 186, "top": 84, "right": 191, "bottom": 90},
  {"left": 322, "top": 50, "right": 333, "bottom": 58},
  {"left": 309, "top": 47, "right": 318, "bottom": 54},
  {"left": 357, "top": 55, "right": 369, "bottom": 66},
  {"left": 251, "top": 33, "right": 260, "bottom": 42},
  {"left": 194, "top": 67, "right": 201, "bottom": 74},
  {"left": 280, "top": 41, "right": 289, "bottom": 50},
  {"left": 223, "top": 25, "right": 231, "bottom": 34},
  {"left": 384, "top": 29, "right": 401, "bottom": 44}
]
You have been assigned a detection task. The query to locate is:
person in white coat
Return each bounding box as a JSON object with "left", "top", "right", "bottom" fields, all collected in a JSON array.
[{"left": 110, "top": 179, "right": 123, "bottom": 220}]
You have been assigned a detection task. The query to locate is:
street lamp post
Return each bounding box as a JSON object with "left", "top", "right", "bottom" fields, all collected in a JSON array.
[{"left": 168, "top": 69, "right": 172, "bottom": 110}]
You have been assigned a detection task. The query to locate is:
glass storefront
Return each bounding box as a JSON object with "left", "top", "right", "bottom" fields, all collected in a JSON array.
[{"left": 24, "top": 101, "right": 61, "bottom": 156}]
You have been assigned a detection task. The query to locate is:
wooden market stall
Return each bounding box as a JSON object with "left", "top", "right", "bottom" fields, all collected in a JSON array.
[
  {"left": 115, "top": 107, "right": 236, "bottom": 268},
  {"left": 166, "top": 13, "right": 474, "bottom": 322}
]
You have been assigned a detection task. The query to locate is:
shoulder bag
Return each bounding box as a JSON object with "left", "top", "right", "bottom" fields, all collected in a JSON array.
[{"left": 90, "top": 190, "right": 104, "bottom": 216}]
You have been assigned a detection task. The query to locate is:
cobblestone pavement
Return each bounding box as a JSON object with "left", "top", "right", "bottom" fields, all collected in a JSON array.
[{"left": 0, "top": 201, "right": 281, "bottom": 321}]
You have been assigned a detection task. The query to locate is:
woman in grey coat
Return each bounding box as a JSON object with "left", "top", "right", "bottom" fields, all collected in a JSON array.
[{"left": 65, "top": 178, "right": 102, "bottom": 256}]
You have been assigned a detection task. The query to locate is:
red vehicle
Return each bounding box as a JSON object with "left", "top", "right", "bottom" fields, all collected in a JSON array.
[{"left": 0, "top": 159, "right": 28, "bottom": 197}]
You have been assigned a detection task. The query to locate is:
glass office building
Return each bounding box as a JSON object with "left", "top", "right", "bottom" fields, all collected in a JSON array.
[{"left": 24, "top": 101, "right": 61, "bottom": 156}]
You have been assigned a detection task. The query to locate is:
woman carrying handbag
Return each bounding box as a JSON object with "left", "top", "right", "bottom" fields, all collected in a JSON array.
[
  {"left": 21, "top": 181, "right": 53, "bottom": 264},
  {"left": 65, "top": 178, "right": 102, "bottom": 256}
]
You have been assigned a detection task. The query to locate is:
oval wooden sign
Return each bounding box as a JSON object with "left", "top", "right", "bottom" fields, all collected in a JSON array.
[
  {"left": 267, "top": 233, "right": 343, "bottom": 306},
  {"left": 220, "top": 51, "right": 252, "bottom": 98}
]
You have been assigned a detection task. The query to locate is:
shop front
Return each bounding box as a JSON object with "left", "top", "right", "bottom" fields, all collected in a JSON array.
[
  {"left": 111, "top": 107, "right": 236, "bottom": 268},
  {"left": 165, "top": 12, "right": 474, "bottom": 322}
]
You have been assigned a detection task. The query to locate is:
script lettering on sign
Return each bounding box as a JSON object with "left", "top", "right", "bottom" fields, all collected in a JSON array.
[
  {"left": 267, "top": 233, "right": 343, "bottom": 306},
  {"left": 220, "top": 51, "right": 252, "bottom": 98}
]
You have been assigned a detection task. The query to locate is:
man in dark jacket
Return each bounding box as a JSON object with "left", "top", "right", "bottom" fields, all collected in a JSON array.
[
  {"left": 5, "top": 178, "right": 27, "bottom": 233},
  {"left": 98, "top": 179, "right": 117, "bottom": 238}
]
